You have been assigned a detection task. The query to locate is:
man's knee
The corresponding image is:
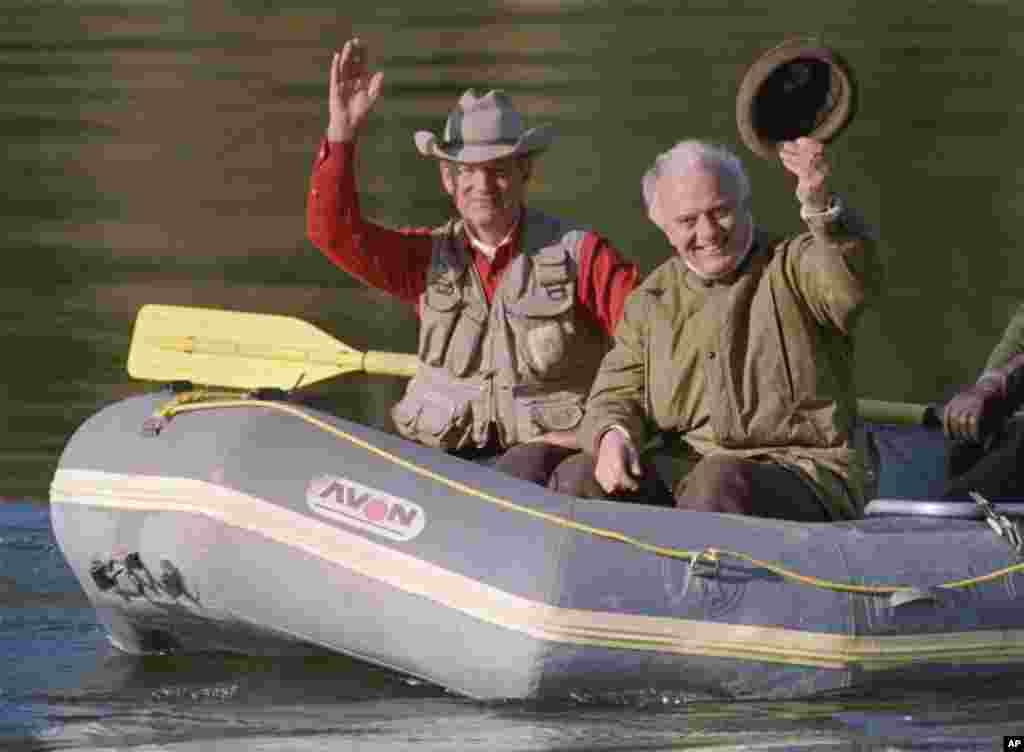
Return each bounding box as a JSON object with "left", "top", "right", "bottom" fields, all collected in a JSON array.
[
  {"left": 492, "top": 443, "right": 576, "bottom": 486},
  {"left": 675, "top": 456, "right": 757, "bottom": 514},
  {"left": 548, "top": 452, "right": 605, "bottom": 498}
]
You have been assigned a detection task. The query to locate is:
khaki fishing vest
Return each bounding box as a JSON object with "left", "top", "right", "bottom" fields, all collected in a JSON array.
[{"left": 392, "top": 209, "right": 610, "bottom": 451}]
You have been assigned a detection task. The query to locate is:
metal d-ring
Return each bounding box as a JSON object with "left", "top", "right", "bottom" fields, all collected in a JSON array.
[
  {"left": 680, "top": 550, "right": 721, "bottom": 599},
  {"left": 970, "top": 492, "right": 1024, "bottom": 557}
]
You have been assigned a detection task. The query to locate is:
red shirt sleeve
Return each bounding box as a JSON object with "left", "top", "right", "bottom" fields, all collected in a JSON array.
[
  {"left": 575, "top": 232, "right": 640, "bottom": 336},
  {"left": 306, "top": 139, "right": 433, "bottom": 307}
]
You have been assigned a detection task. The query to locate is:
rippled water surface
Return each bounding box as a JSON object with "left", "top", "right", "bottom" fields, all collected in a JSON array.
[
  {"left": 3, "top": 0, "right": 1023, "bottom": 748},
  {"left": 3, "top": 501, "right": 1024, "bottom": 751}
]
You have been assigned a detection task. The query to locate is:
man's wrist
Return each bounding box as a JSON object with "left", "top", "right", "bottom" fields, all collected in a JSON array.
[
  {"left": 976, "top": 372, "right": 1008, "bottom": 399},
  {"left": 326, "top": 123, "right": 357, "bottom": 143},
  {"left": 800, "top": 194, "right": 841, "bottom": 220}
]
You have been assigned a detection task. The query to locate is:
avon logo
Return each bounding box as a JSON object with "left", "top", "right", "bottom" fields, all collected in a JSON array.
[{"left": 306, "top": 475, "right": 426, "bottom": 542}]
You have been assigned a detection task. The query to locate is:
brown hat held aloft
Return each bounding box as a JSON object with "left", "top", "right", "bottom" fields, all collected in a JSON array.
[{"left": 736, "top": 37, "right": 858, "bottom": 159}]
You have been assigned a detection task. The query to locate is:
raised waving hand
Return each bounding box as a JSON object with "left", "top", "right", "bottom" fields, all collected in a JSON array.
[{"left": 327, "top": 38, "right": 384, "bottom": 143}]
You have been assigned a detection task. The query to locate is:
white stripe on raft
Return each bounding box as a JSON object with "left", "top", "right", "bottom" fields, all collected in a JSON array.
[{"left": 50, "top": 467, "right": 1024, "bottom": 669}]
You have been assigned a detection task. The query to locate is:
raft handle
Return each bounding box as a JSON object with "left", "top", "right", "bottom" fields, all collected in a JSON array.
[
  {"left": 971, "top": 492, "right": 1024, "bottom": 557},
  {"left": 680, "top": 552, "right": 721, "bottom": 599},
  {"left": 889, "top": 587, "right": 941, "bottom": 608},
  {"left": 690, "top": 557, "right": 720, "bottom": 579}
]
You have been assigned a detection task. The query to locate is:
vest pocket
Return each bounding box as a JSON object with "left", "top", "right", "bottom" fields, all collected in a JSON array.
[
  {"left": 392, "top": 377, "right": 480, "bottom": 450},
  {"left": 508, "top": 291, "right": 577, "bottom": 381},
  {"left": 419, "top": 285, "right": 461, "bottom": 367},
  {"left": 512, "top": 389, "right": 584, "bottom": 440},
  {"left": 420, "top": 285, "right": 486, "bottom": 377},
  {"left": 444, "top": 302, "right": 486, "bottom": 377}
]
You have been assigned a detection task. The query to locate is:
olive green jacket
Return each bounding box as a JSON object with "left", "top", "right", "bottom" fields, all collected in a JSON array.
[
  {"left": 985, "top": 303, "right": 1024, "bottom": 373},
  {"left": 578, "top": 202, "right": 883, "bottom": 519}
]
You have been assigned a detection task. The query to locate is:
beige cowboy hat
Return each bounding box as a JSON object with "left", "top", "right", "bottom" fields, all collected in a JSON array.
[
  {"left": 414, "top": 89, "right": 555, "bottom": 164},
  {"left": 736, "top": 37, "right": 858, "bottom": 159}
]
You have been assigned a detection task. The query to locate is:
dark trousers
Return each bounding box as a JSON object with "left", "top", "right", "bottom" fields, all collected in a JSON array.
[
  {"left": 548, "top": 451, "right": 676, "bottom": 507},
  {"left": 491, "top": 442, "right": 580, "bottom": 486},
  {"left": 944, "top": 420, "right": 1024, "bottom": 501},
  {"left": 550, "top": 452, "right": 830, "bottom": 521},
  {"left": 453, "top": 439, "right": 580, "bottom": 488}
]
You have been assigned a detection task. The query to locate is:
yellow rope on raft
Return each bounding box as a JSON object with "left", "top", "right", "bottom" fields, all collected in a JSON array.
[
  {"left": 158, "top": 394, "right": 1024, "bottom": 596},
  {"left": 152, "top": 389, "right": 247, "bottom": 417}
]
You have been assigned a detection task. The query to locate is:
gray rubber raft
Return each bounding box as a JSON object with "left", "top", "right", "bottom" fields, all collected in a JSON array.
[{"left": 49, "top": 390, "right": 1024, "bottom": 700}]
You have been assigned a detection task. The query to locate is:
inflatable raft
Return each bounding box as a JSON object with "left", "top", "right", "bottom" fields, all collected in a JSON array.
[{"left": 47, "top": 306, "right": 1024, "bottom": 700}]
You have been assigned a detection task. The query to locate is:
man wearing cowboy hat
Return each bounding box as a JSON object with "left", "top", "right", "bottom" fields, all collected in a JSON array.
[{"left": 306, "top": 38, "right": 640, "bottom": 482}]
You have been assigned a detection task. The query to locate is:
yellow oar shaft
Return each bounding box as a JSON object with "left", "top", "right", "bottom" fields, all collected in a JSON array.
[
  {"left": 130, "top": 306, "right": 943, "bottom": 428},
  {"left": 152, "top": 336, "right": 934, "bottom": 423},
  {"left": 151, "top": 335, "right": 351, "bottom": 368},
  {"left": 856, "top": 399, "right": 939, "bottom": 427},
  {"left": 363, "top": 350, "right": 420, "bottom": 378}
]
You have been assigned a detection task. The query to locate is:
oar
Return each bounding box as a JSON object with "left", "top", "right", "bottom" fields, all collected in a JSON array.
[
  {"left": 127, "top": 304, "right": 943, "bottom": 428},
  {"left": 856, "top": 399, "right": 941, "bottom": 428},
  {"left": 127, "top": 304, "right": 419, "bottom": 390}
]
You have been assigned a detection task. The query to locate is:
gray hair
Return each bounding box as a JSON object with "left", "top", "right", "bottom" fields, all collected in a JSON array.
[{"left": 641, "top": 140, "right": 751, "bottom": 220}]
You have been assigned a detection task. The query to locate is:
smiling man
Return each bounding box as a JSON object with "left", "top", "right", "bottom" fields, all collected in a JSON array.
[
  {"left": 551, "top": 138, "right": 883, "bottom": 521},
  {"left": 306, "top": 39, "right": 640, "bottom": 483}
]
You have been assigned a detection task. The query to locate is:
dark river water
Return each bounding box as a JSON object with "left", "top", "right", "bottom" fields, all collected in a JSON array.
[{"left": 3, "top": 0, "right": 1023, "bottom": 748}]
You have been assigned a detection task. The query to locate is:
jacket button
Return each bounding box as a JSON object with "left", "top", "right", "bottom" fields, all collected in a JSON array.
[{"left": 707, "top": 351, "right": 716, "bottom": 360}]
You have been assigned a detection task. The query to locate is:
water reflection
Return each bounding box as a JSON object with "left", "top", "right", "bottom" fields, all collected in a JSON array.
[{"left": 3, "top": 2, "right": 1018, "bottom": 505}]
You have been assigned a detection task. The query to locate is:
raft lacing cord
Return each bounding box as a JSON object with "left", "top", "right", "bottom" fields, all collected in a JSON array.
[{"left": 155, "top": 394, "right": 1024, "bottom": 596}]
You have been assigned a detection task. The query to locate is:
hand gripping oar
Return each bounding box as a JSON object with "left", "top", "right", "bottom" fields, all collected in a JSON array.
[
  {"left": 127, "top": 304, "right": 419, "bottom": 390},
  {"left": 127, "top": 304, "right": 942, "bottom": 427}
]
